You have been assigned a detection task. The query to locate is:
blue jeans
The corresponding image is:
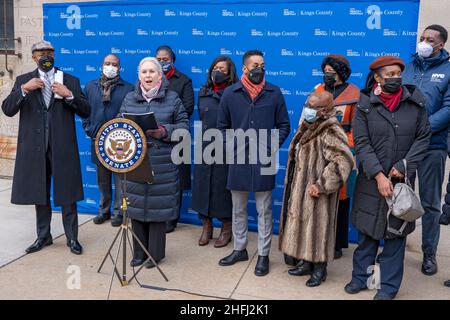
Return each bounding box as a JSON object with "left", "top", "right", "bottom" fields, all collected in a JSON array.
[{"left": 418, "top": 149, "right": 447, "bottom": 255}]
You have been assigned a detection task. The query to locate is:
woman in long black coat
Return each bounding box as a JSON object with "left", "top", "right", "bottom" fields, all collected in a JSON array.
[
  {"left": 345, "top": 56, "right": 431, "bottom": 300},
  {"left": 191, "top": 56, "right": 238, "bottom": 248},
  {"left": 118, "top": 57, "right": 189, "bottom": 268},
  {"left": 156, "top": 45, "right": 195, "bottom": 233}
]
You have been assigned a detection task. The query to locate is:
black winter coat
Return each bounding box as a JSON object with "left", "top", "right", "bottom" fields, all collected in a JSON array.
[
  {"left": 191, "top": 89, "right": 232, "bottom": 219},
  {"left": 351, "top": 85, "right": 431, "bottom": 240},
  {"left": 168, "top": 69, "right": 194, "bottom": 190},
  {"left": 1, "top": 69, "right": 90, "bottom": 206},
  {"left": 217, "top": 81, "right": 291, "bottom": 192},
  {"left": 118, "top": 77, "right": 189, "bottom": 222}
]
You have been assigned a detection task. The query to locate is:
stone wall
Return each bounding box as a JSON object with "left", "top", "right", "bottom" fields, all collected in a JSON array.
[{"left": 0, "top": 0, "right": 97, "bottom": 177}]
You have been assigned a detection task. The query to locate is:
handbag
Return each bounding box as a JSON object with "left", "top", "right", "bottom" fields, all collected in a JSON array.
[{"left": 385, "top": 159, "right": 425, "bottom": 236}]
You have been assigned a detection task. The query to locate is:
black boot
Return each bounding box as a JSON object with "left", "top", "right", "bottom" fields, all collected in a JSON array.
[
  {"left": 306, "top": 262, "right": 327, "bottom": 287},
  {"left": 444, "top": 279, "right": 450, "bottom": 287},
  {"left": 288, "top": 260, "right": 313, "bottom": 276},
  {"left": 422, "top": 253, "right": 438, "bottom": 276},
  {"left": 284, "top": 254, "right": 299, "bottom": 266},
  {"left": 254, "top": 255, "right": 269, "bottom": 277}
]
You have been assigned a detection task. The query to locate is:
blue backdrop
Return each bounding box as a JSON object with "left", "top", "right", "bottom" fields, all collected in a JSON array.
[{"left": 43, "top": 0, "right": 420, "bottom": 243}]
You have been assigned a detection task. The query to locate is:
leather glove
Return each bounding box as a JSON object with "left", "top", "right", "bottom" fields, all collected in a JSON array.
[{"left": 146, "top": 125, "right": 167, "bottom": 140}]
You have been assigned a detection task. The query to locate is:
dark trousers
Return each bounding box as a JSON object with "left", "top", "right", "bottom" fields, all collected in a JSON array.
[
  {"left": 418, "top": 149, "right": 446, "bottom": 255},
  {"left": 335, "top": 198, "right": 350, "bottom": 250},
  {"left": 351, "top": 231, "right": 407, "bottom": 296},
  {"left": 36, "top": 148, "right": 78, "bottom": 241},
  {"left": 131, "top": 219, "right": 166, "bottom": 262},
  {"left": 199, "top": 215, "right": 231, "bottom": 223},
  {"left": 97, "top": 164, "right": 121, "bottom": 217}
]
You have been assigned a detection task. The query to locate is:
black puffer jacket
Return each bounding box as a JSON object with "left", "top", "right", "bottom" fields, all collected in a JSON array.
[
  {"left": 168, "top": 69, "right": 194, "bottom": 190},
  {"left": 351, "top": 85, "right": 431, "bottom": 240},
  {"left": 118, "top": 77, "right": 189, "bottom": 222}
]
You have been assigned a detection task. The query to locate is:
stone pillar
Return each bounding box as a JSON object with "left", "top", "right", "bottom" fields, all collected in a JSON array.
[{"left": 0, "top": 0, "right": 44, "bottom": 177}]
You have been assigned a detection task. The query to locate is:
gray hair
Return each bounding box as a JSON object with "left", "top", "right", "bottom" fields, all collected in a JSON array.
[{"left": 138, "top": 57, "right": 162, "bottom": 74}]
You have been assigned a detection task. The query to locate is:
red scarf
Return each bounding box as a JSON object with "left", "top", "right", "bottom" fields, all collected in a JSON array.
[
  {"left": 375, "top": 82, "right": 403, "bottom": 112},
  {"left": 241, "top": 74, "right": 265, "bottom": 101},
  {"left": 213, "top": 82, "right": 227, "bottom": 93},
  {"left": 165, "top": 67, "right": 175, "bottom": 80}
]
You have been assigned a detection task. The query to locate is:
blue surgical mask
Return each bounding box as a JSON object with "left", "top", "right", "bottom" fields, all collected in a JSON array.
[
  {"left": 303, "top": 107, "right": 318, "bottom": 123},
  {"left": 159, "top": 61, "right": 173, "bottom": 74}
]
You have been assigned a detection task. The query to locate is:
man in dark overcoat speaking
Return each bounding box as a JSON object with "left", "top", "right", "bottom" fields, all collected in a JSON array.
[{"left": 1, "top": 40, "right": 91, "bottom": 255}]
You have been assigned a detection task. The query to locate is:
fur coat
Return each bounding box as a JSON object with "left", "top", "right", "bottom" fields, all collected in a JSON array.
[{"left": 278, "top": 117, "right": 354, "bottom": 263}]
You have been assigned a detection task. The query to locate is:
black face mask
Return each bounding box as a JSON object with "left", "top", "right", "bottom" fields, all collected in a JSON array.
[
  {"left": 323, "top": 72, "right": 337, "bottom": 87},
  {"left": 247, "top": 67, "right": 265, "bottom": 84},
  {"left": 211, "top": 70, "right": 229, "bottom": 85},
  {"left": 38, "top": 55, "right": 55, "bottom": 72},
  {"left": 382, "top": 77, "right": 402, "bottom": 93}
]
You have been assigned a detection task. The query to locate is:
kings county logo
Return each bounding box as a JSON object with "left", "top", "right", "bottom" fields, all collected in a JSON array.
[{"left": 95, "top": 118, "right": 147, "bottom": 173}]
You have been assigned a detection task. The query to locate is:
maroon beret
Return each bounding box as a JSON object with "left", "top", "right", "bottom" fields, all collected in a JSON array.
[{"left": 369, "top": 55, "right": 405, "bottom": 71}]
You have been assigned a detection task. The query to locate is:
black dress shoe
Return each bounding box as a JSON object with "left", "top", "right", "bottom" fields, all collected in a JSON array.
[
  {"left": 254, "top": 255, "right": 270, "bottom": 276},
  {"left": 444, "top": 279, "right": 450, "bottom": 287},
  {"left": 306, "top": 262, "right": 327, "bottom": 287},
  {"left": 422, "top": 253, "right": 438, "bottom": 276},
  {"left": 288, "top": 260, "right": 313, "bottom": 276},
  {"left": 166, "top": 220, "right": 178, "bottom": 233},
  {"left": 219, "top": 249, "right": 249, "bottom": 266},
  {"left": 334, "top": 249, "right": 343, "bottom": 259},
  {"left": 373, "top": 292, "right": 396, "bottom": 300},
  {"left": 111, "top": 215, "right": 123, "bottom": 227},
  {"left": 130, "top": 258, "right": 145, "bottom": 267},
  {"left": 144, "top": 259, "right": 159, "bottom": 269},
  {"left": 67, "top": 240, "right": 83, "bottom": 255},
  {"left": 344, "top": 281, "right": 367, "bottom": 294},
  {"left": 284, "top": 254, "right": 299, "bottom": 266},
  {"left": 25, "top": 237, "right": 53, "bottom": 254},
  {"left": 93, "top": 214, "right": 110, "bottom": 225}
]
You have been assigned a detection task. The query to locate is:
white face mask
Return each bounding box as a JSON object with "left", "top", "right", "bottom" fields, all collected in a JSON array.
[
  {"left": 417, "top": 41, "right": 438, "bottom": 58},
  {"left": 103, "top": 65, "right": 118, "bottom": 79}
]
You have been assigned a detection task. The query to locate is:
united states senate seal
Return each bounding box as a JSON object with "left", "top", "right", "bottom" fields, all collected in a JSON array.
[{"left": 95, "top": 118, "right": 147, "bottom": 173}]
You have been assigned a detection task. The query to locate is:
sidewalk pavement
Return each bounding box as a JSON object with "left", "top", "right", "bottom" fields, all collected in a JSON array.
[{"left": 0, "top": 178, "right": 449, "bottom": 300}]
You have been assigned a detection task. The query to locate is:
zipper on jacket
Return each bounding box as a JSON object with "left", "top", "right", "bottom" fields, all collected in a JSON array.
[{"left": 391, "top": 112, "right": 399, "bottom": 173}]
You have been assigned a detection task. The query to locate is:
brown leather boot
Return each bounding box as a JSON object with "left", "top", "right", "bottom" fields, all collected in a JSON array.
[
  {"left": 214, "top": 221, "right": 232, "bottom": 248},
  {"left": 198, "top": 218, "right": 213, "bottom": 246}
]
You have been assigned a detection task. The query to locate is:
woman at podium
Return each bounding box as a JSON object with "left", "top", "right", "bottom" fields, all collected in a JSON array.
[{"left": 118, "top": 57, "right": 189, "bottom": 268}]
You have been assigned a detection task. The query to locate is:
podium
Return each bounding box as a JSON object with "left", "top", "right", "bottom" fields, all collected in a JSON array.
[{"left": 94, "top": 118, "right": 168, "bottom": 295}]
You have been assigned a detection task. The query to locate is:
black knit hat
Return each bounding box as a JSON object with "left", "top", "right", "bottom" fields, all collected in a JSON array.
[{"left": 321, "top": 54, "right": 351, "bottom": 82}]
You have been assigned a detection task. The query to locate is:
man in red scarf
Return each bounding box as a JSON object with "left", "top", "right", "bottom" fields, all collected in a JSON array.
[{"left": 217, "top": 50, "right": 291, "bottom": 277}]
